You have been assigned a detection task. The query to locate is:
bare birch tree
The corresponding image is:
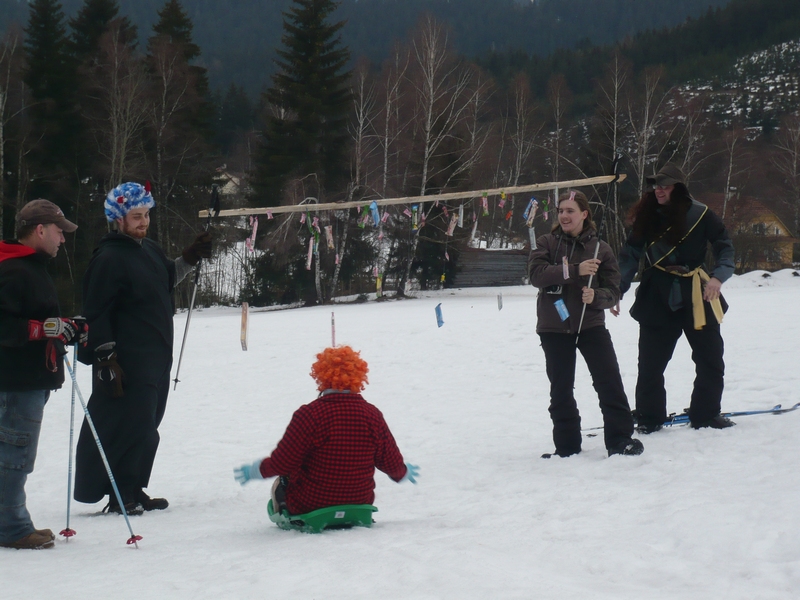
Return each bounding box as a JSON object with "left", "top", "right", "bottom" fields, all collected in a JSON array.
[
  {"left": 546, "top": 74, "right": 571, "bottom": 204},
  {"left": 773, "top": 114, "right": 800, "bottom": 237},
  {"left": 330, "top": 63, "right": 377, "bottom": 300},
  {"left": 399, "top": 16, "right": 475, "bottom": 294},
  {"left": 0, "top": 29, "right": 22, "bottom": 228},
  {"left": 146, "top": 34, "right": 202, "bottom": 247},
  {"left": 596, "top": 52, "right": 630, "bottom": 249},
  {"left": 377, "top": 44, "right": 409, "bottom": 197},
  {"left": 625, "top": 66, "right": 670, "bottom": 198},
  {"left": 85, "top": 21, "right": 149, "bottom": 188},
  {"left": 721, "top": 128, "right": 749, "bottom": 220}
]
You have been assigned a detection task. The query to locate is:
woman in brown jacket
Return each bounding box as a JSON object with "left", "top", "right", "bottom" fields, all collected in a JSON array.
[{"left": 528, "top": 190, "right": 643, "bottom": 458}]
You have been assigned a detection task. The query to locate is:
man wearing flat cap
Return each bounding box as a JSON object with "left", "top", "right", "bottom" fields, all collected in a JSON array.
[
  {"left": 74, "top": 182, "right": 212, "bottom": 515},
  {"left": 614, "top": 163, "right": 736, "bottom": 433},
  {"left": 0, "top": 200, "right": 86, "bottom": 550}
]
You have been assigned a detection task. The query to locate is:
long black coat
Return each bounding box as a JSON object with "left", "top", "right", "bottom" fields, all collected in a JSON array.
[{"left": 74, "top": 232, "right": 177, "bottom": 503}]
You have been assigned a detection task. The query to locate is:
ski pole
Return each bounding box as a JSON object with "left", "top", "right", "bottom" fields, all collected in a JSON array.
[
  {"left": 575, "top": 155, "right": 621, "bottom": 344},
  {"left": 575, "top": 242, "right": 601, "bottom": 340},
  {"left": 59, "top": 345, "right": 78, "bottom": 541},
  {"left": 174, "top": 186, "right": 220, "bottom": 389},
  {"left": 63, "top": 355, "right": 142, "bottom": 548}
]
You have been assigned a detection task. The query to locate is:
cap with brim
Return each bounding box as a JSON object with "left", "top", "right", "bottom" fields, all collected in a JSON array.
[{"left": 16, "top": 199, "right": 78, "bottom": 232}]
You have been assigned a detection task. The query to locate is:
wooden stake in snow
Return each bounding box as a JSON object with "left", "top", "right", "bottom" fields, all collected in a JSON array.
[
  {"left": 331, "top": 312, "right": 336, "bottom": 347},
  {"left": 240, "top": 303, "right": 249, "bottom": 351}
]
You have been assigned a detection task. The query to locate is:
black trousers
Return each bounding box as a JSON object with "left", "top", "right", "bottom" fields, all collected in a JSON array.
[
  {"left": 635, "top": 322, "right": 725, "bottom": 426},
  {"left": 539, "top": 327, "right": 634, "bottom": 454}
]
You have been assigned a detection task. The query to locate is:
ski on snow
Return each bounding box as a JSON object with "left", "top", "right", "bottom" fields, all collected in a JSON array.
[
  {"left": 582, "top": 402, "right": 800, "bottom": 432},
  {"left": 661, "top": 402, "right": 800, "bottom": 427}
]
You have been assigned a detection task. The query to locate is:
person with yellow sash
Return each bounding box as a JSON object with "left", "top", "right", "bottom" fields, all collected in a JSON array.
[{"left": 614, "top": 164, "right": 735, "bottom": 433}]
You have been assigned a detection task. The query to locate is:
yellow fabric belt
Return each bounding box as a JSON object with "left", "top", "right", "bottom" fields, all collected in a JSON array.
[{"left": 653, "top": 265, "right": 724, "bottom": 330}]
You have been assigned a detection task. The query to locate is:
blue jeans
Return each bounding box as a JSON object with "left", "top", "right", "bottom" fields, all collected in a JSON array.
[{"left": 0, "top": 390, "right": 48, "bottom": 543}]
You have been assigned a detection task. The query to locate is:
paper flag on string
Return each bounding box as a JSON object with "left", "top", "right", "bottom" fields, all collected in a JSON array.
[
  {"left": 435, "top": 303, "right": 444, "bottom": 328},
  {"left": 370, "top": 201, "right": 380, "bottom": 226}
]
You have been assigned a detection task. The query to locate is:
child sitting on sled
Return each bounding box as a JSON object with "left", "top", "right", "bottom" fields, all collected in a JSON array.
[{"left": 233, "top": 346, "right": 418, "bottom": 516}]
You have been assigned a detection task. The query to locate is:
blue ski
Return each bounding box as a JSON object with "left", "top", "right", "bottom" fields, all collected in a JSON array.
[
  {"left": 583, "top": 402, "right": 800, "bottom": 433},
  {"left": 664, "top": 402, "right": 800, "bottom": 427}
]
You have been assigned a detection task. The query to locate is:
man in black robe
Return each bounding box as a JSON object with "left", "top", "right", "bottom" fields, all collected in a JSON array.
[{"left": 75, "top": 182, "right": 211, "bottom": 514}]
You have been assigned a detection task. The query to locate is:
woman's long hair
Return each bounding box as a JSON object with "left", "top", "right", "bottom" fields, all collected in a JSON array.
[{"left": 627, "top": 183, "right": 692, "bottom": 245}]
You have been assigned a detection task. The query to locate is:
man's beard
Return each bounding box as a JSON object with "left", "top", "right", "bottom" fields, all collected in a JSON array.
[{"left": 121, "top": 223, "right": 148, "bottom": 239}]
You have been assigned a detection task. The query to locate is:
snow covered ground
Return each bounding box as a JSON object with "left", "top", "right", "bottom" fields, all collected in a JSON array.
[{"left": 4, "top": 270, "right": 800, "bottom": 599}]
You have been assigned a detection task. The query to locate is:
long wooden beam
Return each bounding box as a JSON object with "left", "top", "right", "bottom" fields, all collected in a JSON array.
[{"left": 199, "top": 173, "right": 626, "bottom": 218}]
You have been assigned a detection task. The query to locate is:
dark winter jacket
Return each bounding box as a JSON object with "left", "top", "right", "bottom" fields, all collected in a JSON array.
[
  {"left": 0, "top": 241, "right": 65, "bottom": 391},
  {"left": 78, "top": 232, "right": 177, "bottom": 384},
  {"left": 259, "top": 392, "right": 407, "bottom": 515},
  {"left": 617, "top": 199, "right": 734, "bottom": 327},
  {"left": 528, "top": 228, "right": 621, "bottom": 334}
]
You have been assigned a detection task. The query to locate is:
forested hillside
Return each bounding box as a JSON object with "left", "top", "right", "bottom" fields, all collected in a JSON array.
[
  {"left": 0, "top": 0, "right": 730, "bottom": 95},
  {"left": 1, "top": 0, "right": 799, "bottom": 311},
  {"left": 480, "top": 0, "right": 800, "bottom": 112}
]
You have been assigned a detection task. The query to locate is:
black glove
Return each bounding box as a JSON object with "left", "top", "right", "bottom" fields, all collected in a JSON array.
[
  {"left": 71, "top": 316, "right": 89, "bottom": 346},
  {"left": 96, "top": 347, "right": 125, "bottom": 398},
  {"left": 181, "top": 231, "right": 213, "bottom": 266}
]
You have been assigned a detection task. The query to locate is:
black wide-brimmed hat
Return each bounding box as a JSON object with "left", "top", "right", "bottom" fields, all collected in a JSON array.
[{"left": 645, "top": 163, "right": 686, "bottom": 188}]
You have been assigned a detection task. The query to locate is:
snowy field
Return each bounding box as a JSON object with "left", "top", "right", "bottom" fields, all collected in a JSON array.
[{"left": 3, "top": 270, "right": 800, "bottom": 599}]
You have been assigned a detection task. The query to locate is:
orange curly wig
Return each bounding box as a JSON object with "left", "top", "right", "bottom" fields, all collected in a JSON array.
[{"left": 310, "top": 346, "right": 369, "bottom": 392}]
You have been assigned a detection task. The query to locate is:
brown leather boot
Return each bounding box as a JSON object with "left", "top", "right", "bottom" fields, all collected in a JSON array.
[{"left": 0, "top": 531, "right": 55, "bottom": 550}]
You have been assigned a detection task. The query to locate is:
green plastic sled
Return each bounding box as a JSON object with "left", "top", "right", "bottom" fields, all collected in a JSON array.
[{"left": 267, "top": 499, "right": 377, "bottom": 534}]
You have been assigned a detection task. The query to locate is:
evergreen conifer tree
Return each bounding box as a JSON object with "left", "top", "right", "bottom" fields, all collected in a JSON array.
[
  {"left": 254, "top": 0, "right": 351, "bottom": 204},
  {"left": 24, "top": 0, "right": 78, "bottom": 195},
  {"left": 69, "top": 0, "right": 136, "bottom": 62},
  {"left": 152, "top": 0, "right": 201, "bottom": 63},
  {"left": 149, "top": 0, "right": 211, "bottom": 131}
]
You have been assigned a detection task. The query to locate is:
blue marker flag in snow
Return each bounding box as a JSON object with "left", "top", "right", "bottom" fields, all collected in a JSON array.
[
  {"left": 435, "top": 303, "right": 444, "bottom": 327},
  {"left": 369, "top": 201, "right": 380, "bottom": 226}
]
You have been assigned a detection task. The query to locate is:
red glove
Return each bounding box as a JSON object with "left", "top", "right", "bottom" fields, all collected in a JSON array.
[{"left": 29, "top": 318, "right": 80, "bottom": 345}]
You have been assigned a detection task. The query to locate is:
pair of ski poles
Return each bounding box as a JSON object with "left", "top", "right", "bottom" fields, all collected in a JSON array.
[{"left": 61, "top": 349, "right": 142, "bottom": 547}]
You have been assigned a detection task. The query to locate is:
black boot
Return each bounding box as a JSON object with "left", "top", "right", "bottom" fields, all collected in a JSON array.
[
  {"left": 691, "top": 415, "right": 736, "bottom": 429},
  {"left": 103, "top": 495, "right": 144, "bottom": 516},
  {"left": 136, "top": 489, "right": 169, "bottom": 511},
  {"left": 608, "top": 438, "right": 644, "bottom": 456},
  {"left": 541, "top": 448, "right": 581, "bottom": 459}
]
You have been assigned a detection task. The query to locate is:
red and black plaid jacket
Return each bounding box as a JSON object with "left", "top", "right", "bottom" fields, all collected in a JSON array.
[{"left": 259, "top": 392, "right": 407, "bottom": 515}]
